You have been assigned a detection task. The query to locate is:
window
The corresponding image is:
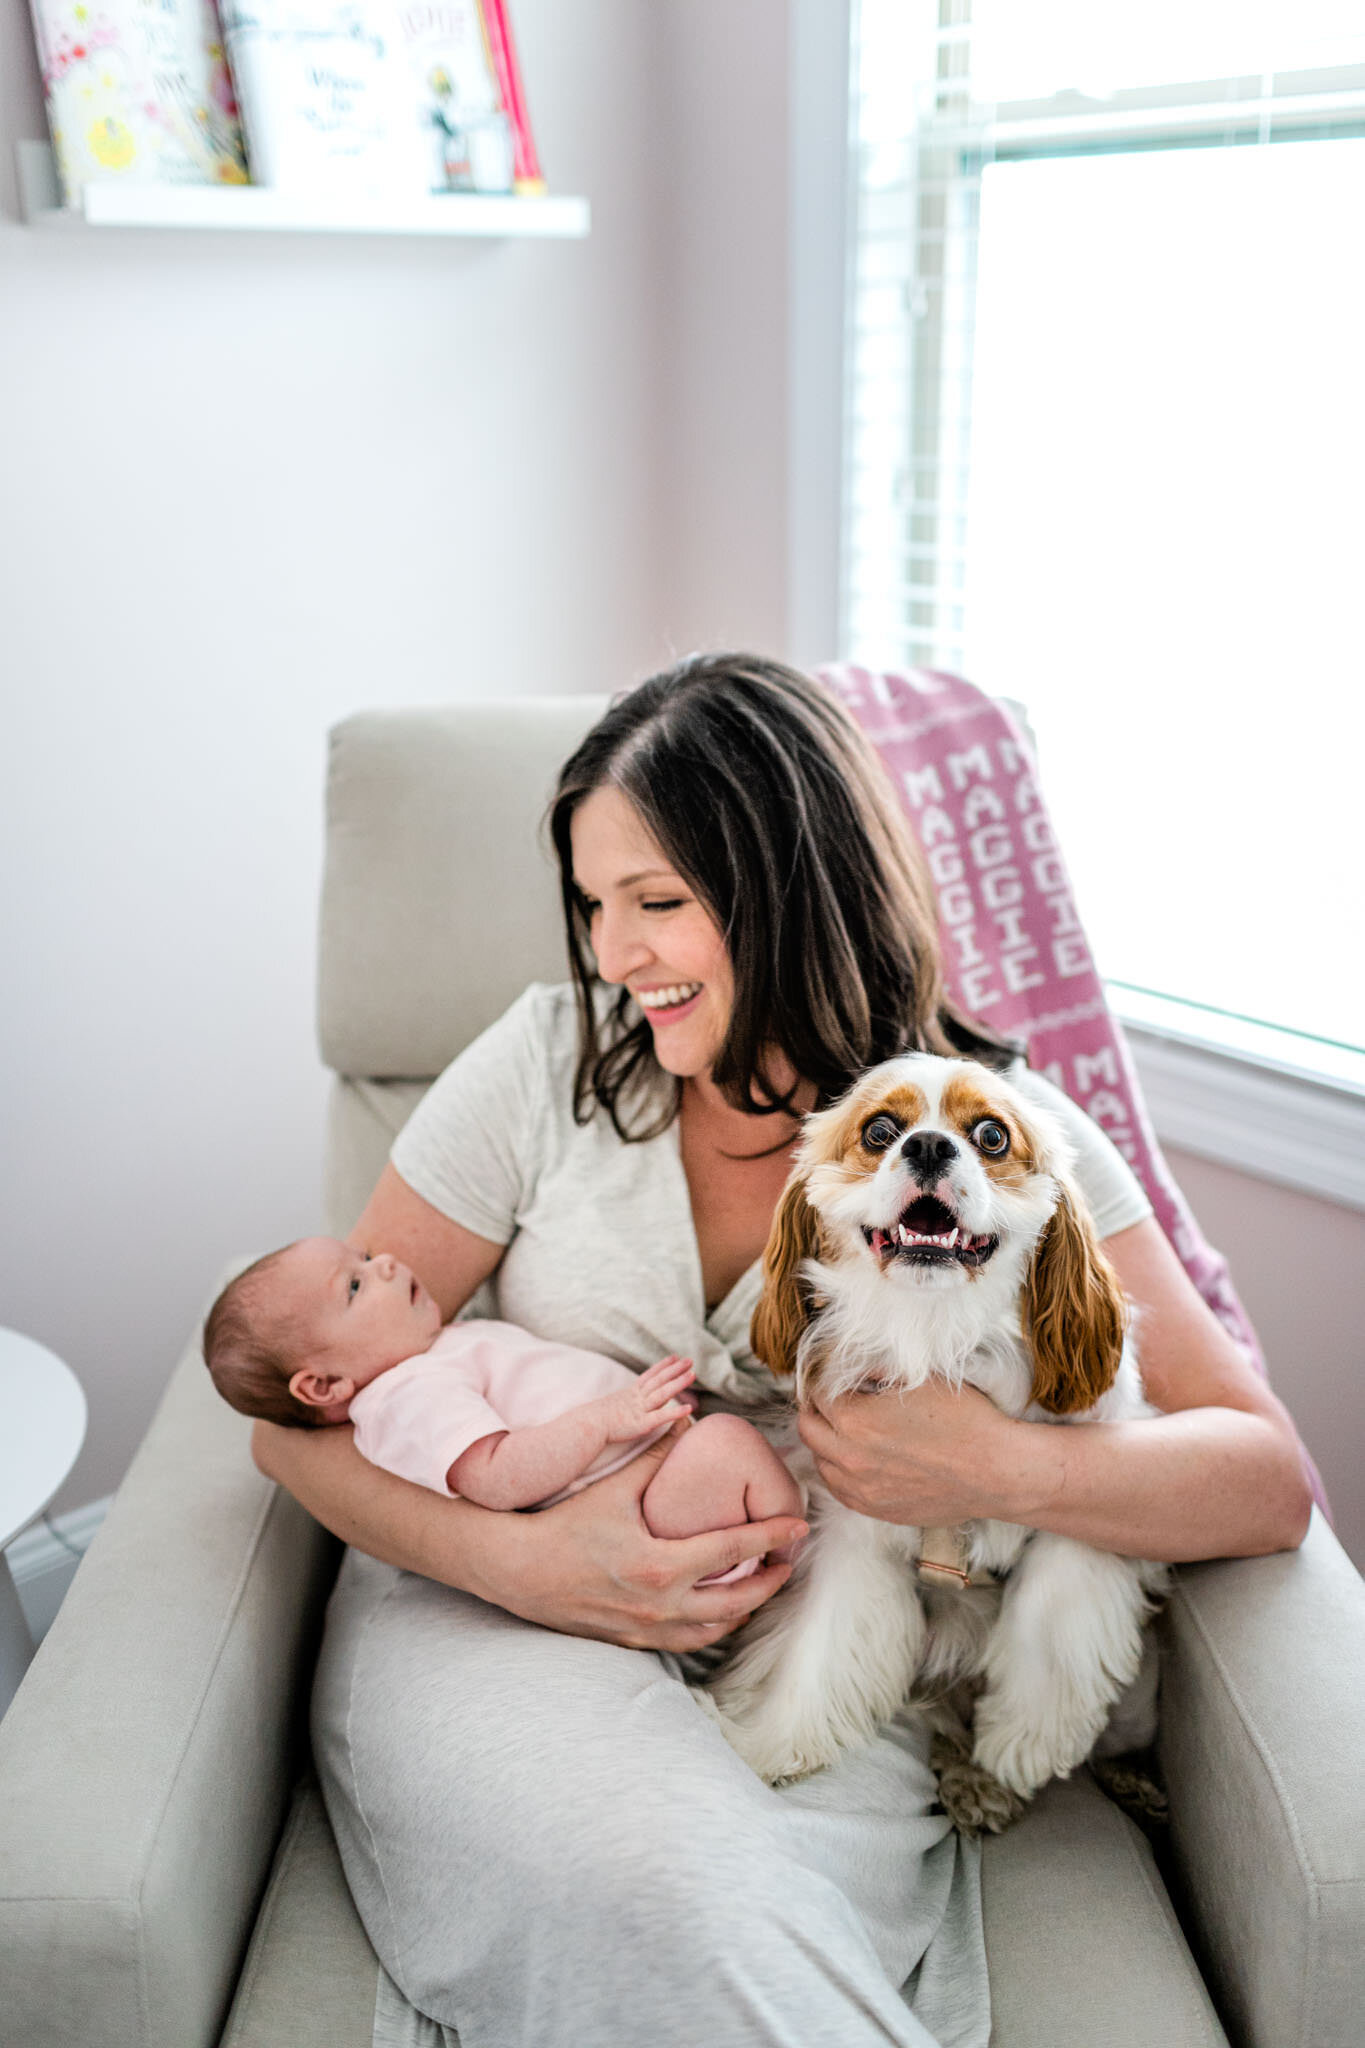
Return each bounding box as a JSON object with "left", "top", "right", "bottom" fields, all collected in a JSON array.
[{"left": 843, "top": 0, "right": 1365, "bottom": 1064}]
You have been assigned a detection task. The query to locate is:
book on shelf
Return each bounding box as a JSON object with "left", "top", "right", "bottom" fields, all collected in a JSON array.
[
  {"left": 399, "top": 0, "right": 513, "bottom": 195},
  {"left": 216, "top": 0, "right": 426, "bottom": 197},
  {"left": 477, "top": 0, "right": 542, "bottom": 194},
  {"left": 216, "top": 0, "right": 545, "bottom": 199},
  {"left": 27, "top": 0, "right": 249, "bottom": 201}
]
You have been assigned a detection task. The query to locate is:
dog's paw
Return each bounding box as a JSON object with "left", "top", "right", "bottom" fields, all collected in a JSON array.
[
  {"left": 1090, "top": 1752, "right": 1169, "bottom": 1832},
  {"left": 931, "top": 1730, "right": 1027, "bottom": 1836}
]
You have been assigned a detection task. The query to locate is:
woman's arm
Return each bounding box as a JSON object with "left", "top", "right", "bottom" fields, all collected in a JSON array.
[
  {"left": 798, "top": 1216, "right": 1314, "bottom": 1563},
  {"left": 253, "top": 1414, "right": 805, "bottom": 1650},
  {"left": 348, "top": 1162, "right": 500, "bottom": 1320}
]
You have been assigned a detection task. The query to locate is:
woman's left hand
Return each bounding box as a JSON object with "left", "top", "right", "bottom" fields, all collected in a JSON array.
[{"left": 798, "top": 1379, "right": 1028, "bottom": 1526}]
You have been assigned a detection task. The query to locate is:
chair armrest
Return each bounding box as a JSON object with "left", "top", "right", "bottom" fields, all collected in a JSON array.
[
  {"left": 1158, "top": 1508, "right": 1365, "bottom": 2048},
  {"left": 0, "top": 1306, "right": 340, "bottom": 2048}
]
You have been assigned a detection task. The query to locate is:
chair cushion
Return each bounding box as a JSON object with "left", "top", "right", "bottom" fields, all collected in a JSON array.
[
  {"left": 219, "top": 1770, "right": 1225, "bottom": 2048},
  {"left": 983, "top": 1772, "right": 1227, "bottom": 2046},
  {"left": 219, "top": 1777, "right": 378, "bottom": 2048}
]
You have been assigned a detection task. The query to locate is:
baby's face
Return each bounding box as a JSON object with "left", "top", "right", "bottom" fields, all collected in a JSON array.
[{"left": 272, "top": 1238, "right": 442, "bottom": 1385}]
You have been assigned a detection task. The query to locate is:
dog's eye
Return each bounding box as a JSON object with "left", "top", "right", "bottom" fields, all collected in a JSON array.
[
  {"left": 861, "top": 1114, "right": 901, "bottom": 1152},
  {"left": 972, "top": 1118, "right": 1011, "bottom": 1157}
]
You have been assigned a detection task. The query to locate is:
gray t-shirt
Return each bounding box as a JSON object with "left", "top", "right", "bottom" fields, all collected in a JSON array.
[{"left": 391, "top": 982, "right": 1152, "bottom": 1405}]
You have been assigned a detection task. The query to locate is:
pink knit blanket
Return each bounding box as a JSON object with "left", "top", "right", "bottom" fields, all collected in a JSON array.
[{"left": 821, "top": 662, "right": 1326, "bottom": 1511}]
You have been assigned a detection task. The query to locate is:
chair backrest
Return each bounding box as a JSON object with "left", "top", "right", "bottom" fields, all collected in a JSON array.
[{"left": 317, "top": 698, "right": 605, "bottom": 1230}]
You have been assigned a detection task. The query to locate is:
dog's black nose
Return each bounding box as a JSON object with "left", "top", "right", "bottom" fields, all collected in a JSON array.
[{"left": 902, "top": 1130, "right": 958, "bottom": 1183}]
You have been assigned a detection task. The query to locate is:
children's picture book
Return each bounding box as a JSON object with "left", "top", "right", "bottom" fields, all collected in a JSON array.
[
  {"left": 27, "top": 0, "right": 249, "bottom": 200},
  {"left": 217, "top": 0, "right": 427, "bottom": 195},
  {"left": 221, "top": 0, "right": 542, "bottom": 199},
  {"left": 397, "top": 0, "right": 514, "bottom": 195}
]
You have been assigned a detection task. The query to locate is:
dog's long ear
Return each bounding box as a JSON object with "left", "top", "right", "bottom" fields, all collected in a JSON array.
[
  {"left": 1026, "top": 1174, "right": 1128, "bottom": 1415},
  {"left": 750, "top": 1171, "right": 823, "bottom": 1378}
]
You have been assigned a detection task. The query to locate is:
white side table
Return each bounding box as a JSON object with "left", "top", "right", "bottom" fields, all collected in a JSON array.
[{"left": 0, "top": 1328, "right": 88, "bottom": 1716}]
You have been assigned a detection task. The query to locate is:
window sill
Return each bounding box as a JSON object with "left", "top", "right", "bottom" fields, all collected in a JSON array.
[{"left": 1110, "top": 985, "right": 1365, "bottom": 1214}]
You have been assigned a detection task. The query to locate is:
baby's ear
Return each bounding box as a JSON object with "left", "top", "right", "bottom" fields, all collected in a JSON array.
[{"left": 288, "top": 1366, "right": 357, "bottom": 1412}]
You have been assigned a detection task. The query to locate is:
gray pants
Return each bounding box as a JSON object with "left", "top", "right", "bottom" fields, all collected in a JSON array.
[{"left": 312, "top": 1550, "right": 990, "bottom": 2048}]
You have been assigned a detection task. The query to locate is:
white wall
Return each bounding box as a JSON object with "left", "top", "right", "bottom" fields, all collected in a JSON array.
[
  {"left": 1161, "top": 1147, "right": 1365, "bottom": 1571},
  {"left": 651, "top": 0, "right": 790, "bottom": 656},
  {"left": 0, "top": 0, "right": 685, "bottom": 1510}
]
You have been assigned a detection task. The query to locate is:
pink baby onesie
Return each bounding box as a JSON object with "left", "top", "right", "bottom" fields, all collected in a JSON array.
[{"left": 348, "top": 1320, "right": 680, "bottom": 1505}]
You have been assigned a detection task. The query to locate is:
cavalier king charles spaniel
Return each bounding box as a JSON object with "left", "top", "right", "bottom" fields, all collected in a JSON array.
[{"left": 706, "top": 1053, "right": 1166, "bottom": 1829}]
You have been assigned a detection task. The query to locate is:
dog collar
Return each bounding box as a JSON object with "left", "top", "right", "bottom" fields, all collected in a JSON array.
[{"left": 918, "top": 1525, "right": 993, "bottom": 1589}]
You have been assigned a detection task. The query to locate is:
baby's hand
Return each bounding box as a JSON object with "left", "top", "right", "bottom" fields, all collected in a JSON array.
[{"left": 598, "top": 1355, "right": 696, "bottom": 1442}]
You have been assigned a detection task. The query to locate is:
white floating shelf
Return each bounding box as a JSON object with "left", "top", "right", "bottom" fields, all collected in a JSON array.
[{"left": 15, "top": 140, "right": 589, "bottom": 238}]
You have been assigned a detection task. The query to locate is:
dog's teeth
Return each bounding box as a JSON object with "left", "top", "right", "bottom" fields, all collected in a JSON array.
[{"left": 884, "top": 1221, "right": 976, "bottom": 1251}]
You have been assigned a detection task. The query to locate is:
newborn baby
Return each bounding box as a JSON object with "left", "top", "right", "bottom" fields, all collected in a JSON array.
[{"left": 204, "top": 1239, "right": 801, "bottom": 1579}]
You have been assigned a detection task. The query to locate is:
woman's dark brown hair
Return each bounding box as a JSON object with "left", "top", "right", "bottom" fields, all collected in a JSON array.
[{"left": 548, "top": 652, "right": 1016, "bottom": 1140}]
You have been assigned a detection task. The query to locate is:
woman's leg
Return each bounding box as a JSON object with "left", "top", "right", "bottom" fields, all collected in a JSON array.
[
  {"left": 312, "top": 1550, "right": 987, "bottom": 2048},
  {"left": 775, "top": 1715, "right": 987, "bottom": 2046}
]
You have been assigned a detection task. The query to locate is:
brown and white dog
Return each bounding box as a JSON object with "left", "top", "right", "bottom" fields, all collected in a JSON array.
[{"left": 705, "top": 1053, "right": 1166, "bottom": 1820}]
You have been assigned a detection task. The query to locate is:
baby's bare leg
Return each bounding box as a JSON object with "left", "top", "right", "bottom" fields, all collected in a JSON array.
[{"left": 642, "top": 1414, "right": 802, "bottom": 1567}]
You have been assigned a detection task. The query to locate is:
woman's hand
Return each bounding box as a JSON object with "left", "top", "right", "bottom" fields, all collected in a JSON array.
[
  {"left": 495, "top": 1422, "right": 807, "bottom": 1653},
  {"left": 798, "top": 1380, "right": 1022, "bottom": 1527},
  {"left": 253, "top": 1414, "right": 807, "bottom": 1657}
]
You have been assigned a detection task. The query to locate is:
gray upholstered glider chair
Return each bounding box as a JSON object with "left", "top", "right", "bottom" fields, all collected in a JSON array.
[{"left": 2, "top": 699, "right": 1363, "bottom": 2048}]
